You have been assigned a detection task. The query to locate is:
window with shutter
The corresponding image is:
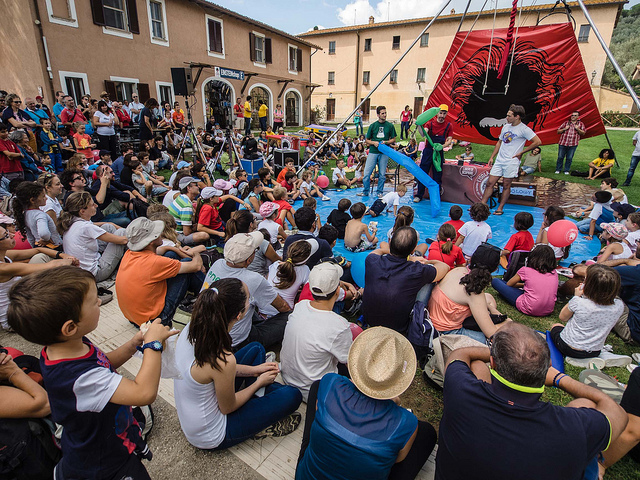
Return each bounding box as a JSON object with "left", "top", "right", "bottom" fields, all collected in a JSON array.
[
  {"left": 207, "top": 18, "right": 223, "bottom": 54},
  {"left": 265, "top": 38, "right": 272, "bottom": 64},
  {"left": 296, "top": 48, "right": 302, "bottom": 72},
  {"left": 90, "top": 0, "right": 105, "bottom": 25},
  {"left": 126, "top": 0, "right": 139, "bottom": 34},
  {"left": 249, "top": 33, "right": 256, "bottom": 61},
  {"left": 137, "top": 83, "right": 151, "bottom": 103}
]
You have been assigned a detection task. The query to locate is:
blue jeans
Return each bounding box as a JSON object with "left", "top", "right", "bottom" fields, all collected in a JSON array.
[
  {"left": 625, "top": 155, "right": 640, "bottom": 185},
  {"left": 214, "top": 342, "right": 302, "bottom": 450},
  {"left": 244, "top": 117, "right": 251, "bottom": 136},
  {"left": 259, "top": 117, "right": 267, "bottom": 132},
  {"left": 491, "top": 278, "right": 524, "bottom": 307},
  {"left": 362, "top": 152, "right": 389, "bottom": 196},
  {"left": 440, "top": 327, "right": 487, "bottom": 344},
  {"left": 576, "top": 217, "right": 603, "bottom": 234},
  {"left": 556, "top": 145, "right": 577, "bottom": 173},
  {"left": 355, "top": 122, "right": 363, "bottom": 136},
  {"left": 103, "top": 210, "right": 131, "bottom": 227},
  {"left": 160, "top": 254, "right": 205, "bottom": 325},
  {"left": 51, "top": 152, "right": 63, "bottom": 173}
]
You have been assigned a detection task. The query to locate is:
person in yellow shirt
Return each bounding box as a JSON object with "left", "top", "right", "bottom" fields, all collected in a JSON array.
[
  {"left": 258, "top": 100, "right": 268, "bottom": 132},
  {"left": 587, "top": 148, "right": 615, "bottom": 180},
  {"left": 244, "top": 95, "right": 252, "bottom": 136}
]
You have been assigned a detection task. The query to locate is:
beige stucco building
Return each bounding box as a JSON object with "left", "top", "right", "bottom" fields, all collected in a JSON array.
[
  {"left": 0, "top": 0, "right": 321, "bottom": 128},
  {"left": 300, "top": 0, "right": 630, "bottom": 123}
]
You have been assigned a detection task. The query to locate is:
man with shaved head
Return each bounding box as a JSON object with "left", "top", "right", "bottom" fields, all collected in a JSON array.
[
  {"left": 362, "top": 226, "right": 449, "bottom": 335},
  {"left": 436, "top": 322, "right": 628, "bottom": 480}
]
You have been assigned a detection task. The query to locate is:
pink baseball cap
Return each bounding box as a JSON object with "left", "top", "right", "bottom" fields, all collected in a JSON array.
[{"left": 213, "top": 179, "right": 233, "bottom": 190}]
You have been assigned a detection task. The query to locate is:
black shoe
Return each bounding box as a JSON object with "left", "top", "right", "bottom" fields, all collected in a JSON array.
[{"left": 622, "top": 183, "right": 630, "bottom": 187}]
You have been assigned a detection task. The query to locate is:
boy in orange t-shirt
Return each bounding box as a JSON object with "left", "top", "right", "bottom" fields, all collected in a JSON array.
[{"left": 276, "top": 157, "right": 297, "bottom": 184}]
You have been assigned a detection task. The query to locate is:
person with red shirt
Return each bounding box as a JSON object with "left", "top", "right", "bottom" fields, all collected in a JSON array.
[
  {"left": 0, "top": 124, "right": 24, "bottom": 180},
  {"left": 414, "top": 105, "right": 453, "bottom": 202},
  {"left": 172, "top": 102, "right": 185, "bottom": 129},
  {"left": 233, "top": 97, "right": 244, "bottom": 130},
  {"left": 195, "top": 187, "right": 225, "bottom": 243},
  {"left": 60, "top": 97, "right": 86, "bottom": 132},
  {"left": 443, "top": 205, "right": 464, "bottom": 239},
  {"left": 427, "top": 223, "right": 466, "bottom": 268},
  {"left": 501, "top": 212, "right": 535, "bottom": 258},
  {"left": 113, "top": 102, "right": 131, "bottom": 128},
  {"left": 399, "top": 105, "right": 413, "bottom": 140}
]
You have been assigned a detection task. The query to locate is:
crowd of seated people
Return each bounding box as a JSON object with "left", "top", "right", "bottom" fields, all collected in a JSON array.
[{"left": 2, "top": 88, "right": 640, "bottom": 480}]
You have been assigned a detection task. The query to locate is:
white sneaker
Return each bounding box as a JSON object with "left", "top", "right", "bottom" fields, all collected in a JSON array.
[
  {"left": 564, "top": 171, "right": 570, "bottom": 175},
  {"left": 566, "top": 356, "right": 606, "bottom": 370},
  {"left": 632, "top": 353, "right": 640, "bottom": 364},
  {"left": 627, "top": 364, "right": 637, "bottom": 373},
  {"left": 413, "top": 197, "right": 421, "bottom": 203},
  {"left": 321, "top": 195, "right": 330, "bottom": 201},
  {"left": 599, "top": 351, "right": 632, "bottom": 367},
  {"left": 555, "top": 170, "right": 560, "bottom": 174},
  {"left": 265, "top": 351, "right": 276, "bottom": 363}
]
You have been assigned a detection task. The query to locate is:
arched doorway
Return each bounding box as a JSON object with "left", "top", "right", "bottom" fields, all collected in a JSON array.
[
  {"left": 248, "top": 84, "right": 271, "bottom": 129},
  {"left": 203, "top": 79, "right": 233, "bottom": 128},
  {"left": 285, "top": 89, "right": 301, "bottom": 127}
]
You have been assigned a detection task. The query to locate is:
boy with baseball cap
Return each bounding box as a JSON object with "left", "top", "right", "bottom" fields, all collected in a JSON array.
[
  {"left": 201, "top": 232, "right": 291, "bottom": 350},
  {"left": 280, "top": 262, "right": 353, "bottom": 401}
]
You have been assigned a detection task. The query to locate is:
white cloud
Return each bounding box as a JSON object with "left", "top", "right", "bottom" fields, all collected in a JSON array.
[{"left": 337, "top": 0, "right": 446, "bottom": 25}]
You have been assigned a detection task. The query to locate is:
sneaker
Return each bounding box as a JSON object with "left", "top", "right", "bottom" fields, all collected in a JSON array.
[
  {"left": 377, "top": 193, "right": 384, "bottom": 198},
  {"left": 627, "top": 364, "right": 637, "bottom": 373},
  {"left": 555, "top": 171, "right": 560, "bottom": 174},
  {"left": 564, "top": 171, "right": 570, "bottom": 175},
  {"left": 321, "top": 195, "right": 330, "bottom": 201},
  {"left": 599, "top": 351, "right": 632, "bottom": 367},
  {"left": 566, "top": 356, "right": 606, "bottom": 370},
  {"left": 632, "top": 353, "right": 640, "bottom": 364},
  {"left": 253, "top": 412, "right": 302, "bottom": 439},
  {"left": 265, "top": 351, "right": 276, "bottom": 363},
  {"left": 579, "top": 369, "right": 626, "bottom": 403},
  {"left": 357, "top": 192, "right": 368, "bottom": 197},
  {"left": 622, "top": 183, "right": 631, "bottom": 187},
  {"left": 413, "top": 197, "right": 421, "bottom": 203}
]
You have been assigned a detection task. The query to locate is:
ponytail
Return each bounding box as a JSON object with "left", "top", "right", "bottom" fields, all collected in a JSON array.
[
  {"left": 438, "top": 223, "right": 456, "bottom": 255},
  {"left": 193, "top": 197, "right": 205, "bottom": 226},
  {"left": 459, "top": 267, "right": 492, "bottom": 295},
  {"left": 225, "top": 210, "right": 254, "bottom": 240},
  {"left": 57, "top": 191, "right": 93, "bottom": 234},
  {"left": 188, "top": 278, "right": 247, "bottom": 369},
  {"left": 275, "top": 240, "right": 311, "bottom": 290},
  {"left": 12, "top": 182, "right": 45, "bottom": 237},
  {"left": 391, "top": 206, "right": 414, "bottom": 237}
]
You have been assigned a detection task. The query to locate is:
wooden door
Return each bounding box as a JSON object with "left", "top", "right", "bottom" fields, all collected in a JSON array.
[
  {"left": 413, "top": 97, "right": 424, "bottom": 117},
  {"left": 326, "top": 99, "right": 335, "bottom": 121},
  {"left": 361, "top": 98, "right": 370, "bottom": 121}
]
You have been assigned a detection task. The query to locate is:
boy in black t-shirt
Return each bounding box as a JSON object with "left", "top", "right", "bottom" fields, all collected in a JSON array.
[
  {"left": 327, "top": 198, "right": 352, "bottom": 239},
  {"left": 7, "top": 267, "right": 177, "bottom": 480}
]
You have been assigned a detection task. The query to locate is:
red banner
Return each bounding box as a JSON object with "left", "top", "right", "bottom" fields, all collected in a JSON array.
[{"left": 426, "top": 23, "right": 605, "bottom": 145}]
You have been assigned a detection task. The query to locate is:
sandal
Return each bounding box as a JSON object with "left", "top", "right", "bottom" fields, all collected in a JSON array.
[{"left": 493, "top": 210, "right": 504, "bottom": 215}]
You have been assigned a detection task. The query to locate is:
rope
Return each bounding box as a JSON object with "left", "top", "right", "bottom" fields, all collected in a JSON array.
[
  {"left": 431, "top": 0, "right": 489, "bottom": 98},
  {"left": 497, "top": 0, "right": 518, "bottom": 79},
  {"left": 483, "top": 0, "right": 499, "bottom": 95},
  {"left": 503, "top": 1, "right": 523, "bottom": 94}
]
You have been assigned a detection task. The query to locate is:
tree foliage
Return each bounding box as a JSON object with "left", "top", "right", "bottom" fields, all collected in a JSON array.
[{"left": 601, "top": 5, "right": 640, "bottom": 93}]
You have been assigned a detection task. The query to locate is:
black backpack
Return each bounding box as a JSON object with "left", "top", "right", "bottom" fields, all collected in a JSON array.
[
  {"left": 126, "top": 198, "right": 149, "bottom": 220},
  {"left": 502, "top": 250, "right": 530, "bottom": 282},
  {"left": 0, "top": 418, "right": 61, "bottom": 480}
]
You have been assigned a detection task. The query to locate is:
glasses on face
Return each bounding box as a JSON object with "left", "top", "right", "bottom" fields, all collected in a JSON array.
[
  {"left": 13, "top": 100, "right": 22, "bottom": 104},
  {"left": 72, "top": 176, "right": 83, "bottom": 182}
]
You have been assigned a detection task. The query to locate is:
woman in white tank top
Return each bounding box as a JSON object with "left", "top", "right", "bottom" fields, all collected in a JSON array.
[{"left": 173, "top": 278, "right": 302, "bottom": 449}]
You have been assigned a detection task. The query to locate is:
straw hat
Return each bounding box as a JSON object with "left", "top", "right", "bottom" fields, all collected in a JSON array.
[{"left": 347, "top": 327, "right": 416, "bottom": 400}]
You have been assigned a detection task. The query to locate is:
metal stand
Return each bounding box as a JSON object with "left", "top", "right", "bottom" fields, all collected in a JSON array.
[
  {"left": 176, "top": 99, "right": 208, "bottom": 165},
  {"left": 206, "top": 129, "right": 242, "bottom": 177}
]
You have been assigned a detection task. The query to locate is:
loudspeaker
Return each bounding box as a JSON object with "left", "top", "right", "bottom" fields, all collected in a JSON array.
[
  {"left": 171, "top": 67, "right": 194, "bottom": 96},
  {"left": 274, "top": 148, "right": 299, "bottom": 167}
]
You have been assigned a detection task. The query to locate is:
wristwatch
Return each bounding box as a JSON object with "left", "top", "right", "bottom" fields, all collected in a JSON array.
[{"left": 137, "top": 341, "right": 163, "bottom": 353}]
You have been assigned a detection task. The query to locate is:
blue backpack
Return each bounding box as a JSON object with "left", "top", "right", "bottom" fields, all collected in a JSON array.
[{"left": 407, "top": 301, "right": 438, "bottom": 351}]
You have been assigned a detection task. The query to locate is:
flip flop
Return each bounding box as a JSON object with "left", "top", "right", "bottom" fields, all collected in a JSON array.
[
  {"left": 493, "top": 210, "right": 504, "bottom": 215},
  {"left": 579, "top": 369, "right": 625, "bottom": 404}
]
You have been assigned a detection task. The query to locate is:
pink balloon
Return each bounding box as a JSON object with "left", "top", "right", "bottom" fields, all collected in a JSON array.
[
  {"left": 316, "top": 175, "right": 330, "bottom": 189},
  {"left": 547, "top": 219, "right": 579, "bottom": 248}
]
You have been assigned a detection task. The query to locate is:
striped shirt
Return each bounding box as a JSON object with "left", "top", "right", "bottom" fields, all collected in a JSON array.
[{"left": 168, "top": 194, "right": 193, "bottom": 232}]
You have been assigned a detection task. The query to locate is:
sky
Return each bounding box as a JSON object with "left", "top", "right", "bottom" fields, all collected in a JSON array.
[{"left": 213, "top": 0, "right": 640, "bottom": 35}]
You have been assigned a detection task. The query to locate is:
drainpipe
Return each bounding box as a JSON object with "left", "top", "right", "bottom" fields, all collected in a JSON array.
[
  {"left": 355, "top": 31, "right": 361, "bottom": 112},
  {"left": 309, "top": 47, "right": 318, "bottom": 124},
  {"left": 32, "top": 0, "right": 56, "bottom": 102}
]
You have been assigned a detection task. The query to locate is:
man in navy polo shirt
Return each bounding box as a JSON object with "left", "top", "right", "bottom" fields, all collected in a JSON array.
[
  {"left": 436, "top": 322, "right": 627, "bottom": 480},
  {"left": 362, "top": 226, "right": 448, "bottom": 335}
]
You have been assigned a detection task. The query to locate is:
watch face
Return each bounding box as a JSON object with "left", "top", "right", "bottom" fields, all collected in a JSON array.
[{"left": 151, "top": 341, "right": 162, "bottom": 350}]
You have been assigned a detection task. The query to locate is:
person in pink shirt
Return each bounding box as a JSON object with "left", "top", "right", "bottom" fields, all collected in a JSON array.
[
  {"left": 492, "top": 245, "right": 558, "bottom": 316},
  {"left": 399, "top": 105, "right": 412, "bottom": 140}
]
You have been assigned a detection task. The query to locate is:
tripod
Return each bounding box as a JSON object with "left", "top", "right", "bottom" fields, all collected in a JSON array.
[
  {"left": 176, "top": 99, "right": 208, "bottom": 166},
  {"left": 206, "top": 128, "right": 242, "bottom": 177}
]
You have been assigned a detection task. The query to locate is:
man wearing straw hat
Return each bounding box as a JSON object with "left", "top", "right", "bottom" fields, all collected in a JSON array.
[
  {"left": 296, "top": 327, "right": 437, "bottom": 480},
  {"left": 436, "top": 322, "right": 627, "bottom": 480}
]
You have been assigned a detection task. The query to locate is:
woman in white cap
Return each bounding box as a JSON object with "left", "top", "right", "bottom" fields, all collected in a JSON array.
[
  {"left": 296, "top": 326, "right": 436, "bottom": 480},
  {"left": 174, "top": 278, "right": 302, "bottom": 449}
]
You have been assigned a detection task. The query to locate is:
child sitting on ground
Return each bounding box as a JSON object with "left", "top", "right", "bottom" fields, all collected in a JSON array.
[
  {"left": 276, "top": 157, "right": 297, "bottom": 184},
  {"left": 520, "top": 146, "right": 541, "bottom": 175},
  {"left": 7, "top": 267, "right": 177, "bottom": 479},
  {"left": 501, "top": 211, "right": 535, "bottom": 262},
  {"left": 151, "top": 211, "right": 206, "bottom": 259},
  {"left": 379, "top": 206, "right": 427, "bottom": 255},
  {"left": 492, "top": 244, "right": 558, "bottom": 317},
  {"left": 327, "top": 198, "right": 352, "bottom": 239},
  {"left": 272, "top": 186, "right": 296, "bottom": 228},
  {"left": 300, "top": 170, "right": 329, "bottom": 201},
  {"left": 577, "top": 190, "right": 614, "bottom": 240},
  {"left": 240, "top": 179, "right": 264, "bottom": 216},
  {"left": 259, "top": 202, "right": 287, "bottom": 248},
  {"left": 280, "top": 171, "right": 301, "bottom": 202},
  {"left": 267, "top": 239, "right": 313, "bottom": 309},
  {"left": 353, "top": 151, "right": 366, "bottom": 185},
  {"left": 625, "top": 212, "right": 640, "bottom": 253},
  {"left": 456, "top": 202, "right": 492, "bottom": 259},
  {"left": 131, "top": 160, "right": 168, "bottom": 199},
  {"left": 366, "top": 184, "right": 407, "bottom": 217},
  {"left": 332, "top": 159, "right": 356, "bottom": 189},
  {"left": 536, "top": 205, "right": 567, "bottom": 262},
  {"left": 550, "top": 264, "right": 624, "bottom": 359},
  {"left": 258, "top": 167, "right": 276, "bottom": 201},
  {"left": 344, "top": 202, "right": 378, "bottom": 253},
  {"left": 303, "top": 197, "right": 322, "bottom": 233},
  {"left": 444, "top": 205, "right": 464, "bottom": 238},
  {"left": 597, "top": 223, "right": 632, "bottom": 262},
  {"left": 427, "top": 223, "right": 466, "bottom": 268},
  {"left": 194, "top": 187, "right": 227, "bottom": 243},
  {"left": 455, "top": 145, "right": 475, "bottom": 162}
]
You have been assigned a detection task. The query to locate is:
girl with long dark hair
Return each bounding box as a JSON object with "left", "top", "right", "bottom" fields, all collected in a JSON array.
[
  {"left": 174, "top": 279, "right": 302, "bottom": 449},
  {"left": 13, "top": 181, "right": 61, "bottom": 248},
  {"left": 92, "top": 100, "right": 119, "bottom": 159}
]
